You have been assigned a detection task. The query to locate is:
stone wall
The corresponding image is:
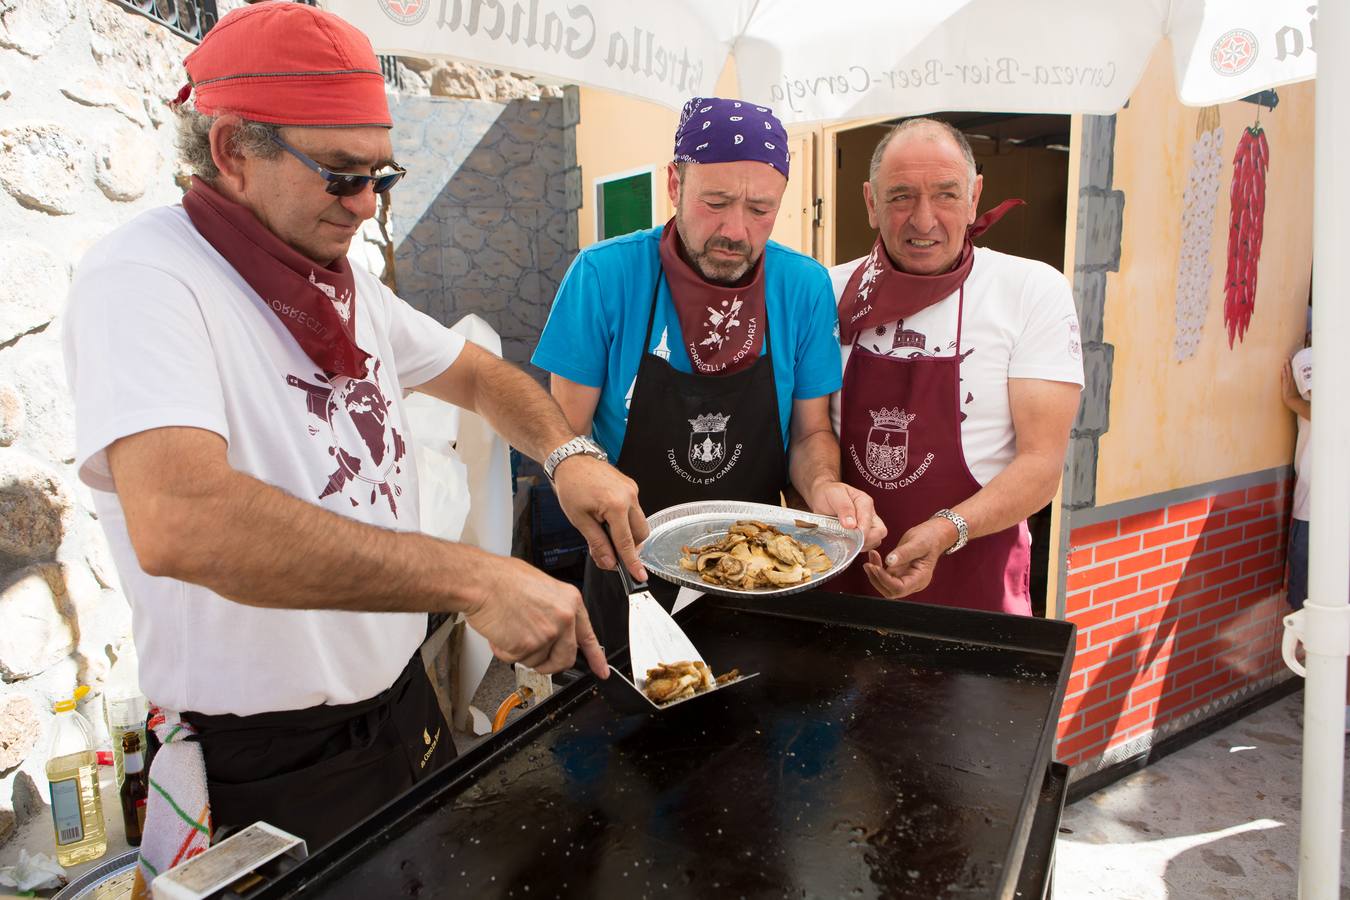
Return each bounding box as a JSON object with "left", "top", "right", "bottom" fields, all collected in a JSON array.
[
  {"left": 388, "top": 90, "right": 581, "bottom": 369},
  {"left": 0, "top": 0, "right": 573, "bottom": 854},
  {"left": 0, "top": 0, "right": 203, "bottom": 850}
]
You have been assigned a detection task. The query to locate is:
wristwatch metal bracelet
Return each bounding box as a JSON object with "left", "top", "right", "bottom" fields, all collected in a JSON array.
[
  {"left": 931, "top": 509, "right": 969, "bottom": 555},
  {"left": 543, "top": 436, "right": 608, "bottom": 482}
]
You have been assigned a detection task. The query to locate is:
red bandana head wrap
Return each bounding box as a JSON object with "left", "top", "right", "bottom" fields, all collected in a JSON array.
[
  {"left": 173, "top": 1, "right": 391, "bottom": 128},
  {"left": 169, "top": 3, "right": 389, "bottom": 377},
  {"left": 658, "top": 219, "right": 768, "bottom": 375},
  {"left": 838, "top": 199, "right": 1024, "bottom": 344},
  {"left": 183, "top": 177, "right": 370, "bottom": 378}
]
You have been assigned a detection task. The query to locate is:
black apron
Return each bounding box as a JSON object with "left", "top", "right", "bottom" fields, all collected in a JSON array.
[
  {"left": 171, "top": 652, "right": 454, "bottom": 850},
  {"left": 582, "top": 265, "right": 789, "bottom": 651}
]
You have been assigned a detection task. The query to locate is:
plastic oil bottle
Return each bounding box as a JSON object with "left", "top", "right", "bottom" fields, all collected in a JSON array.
[{"left": 46, "top": 685, "right": 107, "bottom": 866}]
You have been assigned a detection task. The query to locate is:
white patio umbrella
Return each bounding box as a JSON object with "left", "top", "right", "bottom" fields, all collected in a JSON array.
[
  {"left": 336, "top": 0, "right": 1315, "bottom": 122},
  {"left": 330, "top": 1, "right": 1344, "bottom": 895}
]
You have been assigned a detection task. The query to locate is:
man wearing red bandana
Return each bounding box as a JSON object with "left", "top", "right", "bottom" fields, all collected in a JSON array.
[
  {"left": 61, "top": 1, "right": 647, "bottom": 857},
  {"left": 828, "top": 119, "right": 1084, "bottom": 614},
  {"left": 534, "top": 97, "right": 884, "bottom": 649}
]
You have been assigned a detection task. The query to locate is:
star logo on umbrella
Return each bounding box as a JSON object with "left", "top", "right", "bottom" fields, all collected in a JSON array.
[
  {"left": 377, "top": 0, "right": 428, "bottom": 26},
  {"left": 1211, "top": 29, "right": 1258, "bottom": 77}
]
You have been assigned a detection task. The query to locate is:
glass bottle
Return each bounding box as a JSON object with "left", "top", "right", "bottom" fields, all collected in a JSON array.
[
  {"left": 119, "top": 730, "right": 148, "bottom": 846},
  {"left": 103, "top": 649, "right": 147, "bottom": 788}
]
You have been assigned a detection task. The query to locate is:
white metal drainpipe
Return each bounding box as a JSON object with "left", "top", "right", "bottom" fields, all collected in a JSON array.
[{"left": 1285, "top": 3, "right": 1350, "bottom": 896}]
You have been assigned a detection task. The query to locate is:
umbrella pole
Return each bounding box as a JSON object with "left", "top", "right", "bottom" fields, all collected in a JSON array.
[{"left": 1291, "top": 4, "right": 1350, "bottom": 896}]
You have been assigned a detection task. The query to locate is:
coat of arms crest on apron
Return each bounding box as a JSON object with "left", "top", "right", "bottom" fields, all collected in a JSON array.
[
  {"left": 864, "top": 407, "right": 917, "bottom": 482},
  {"left": 688, "top": 412, "right": 730, "bottom": 474}
]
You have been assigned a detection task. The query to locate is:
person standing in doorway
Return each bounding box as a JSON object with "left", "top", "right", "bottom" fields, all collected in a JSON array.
[{"left": 829, "top": 118, "right": 1083, "bottom": 614}]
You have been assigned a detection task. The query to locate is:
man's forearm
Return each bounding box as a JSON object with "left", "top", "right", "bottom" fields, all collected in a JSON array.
[
  {"left": 149, "top": 468, "right": 495, "bottom": 614},
  {"left": 949, "top": 452, "right": 1062, "bottom": 542},
  {"left": 470, "top": 355, "right": 576, "bottom": 463},
  {"left": 788, "top": 427, "right": 841, "bottom": 501}
]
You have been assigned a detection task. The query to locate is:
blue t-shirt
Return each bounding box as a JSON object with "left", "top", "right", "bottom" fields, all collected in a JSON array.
[{"left": 532, "top": 227, "right": 842, "bottom": 460}]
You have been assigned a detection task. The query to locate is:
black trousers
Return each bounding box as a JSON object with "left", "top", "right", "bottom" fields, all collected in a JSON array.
[{"left": 169, "top": 654, "right": 455, "bottom": 851}]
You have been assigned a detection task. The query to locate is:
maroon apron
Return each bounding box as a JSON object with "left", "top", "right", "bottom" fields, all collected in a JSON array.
[{"left": 829, "top": 287, "right": 1031, "bottom": 615}]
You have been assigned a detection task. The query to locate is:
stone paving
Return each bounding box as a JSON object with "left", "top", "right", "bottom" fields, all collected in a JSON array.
[{"left": 1056, "top": 691, "right": 1348, "bottom": 899}]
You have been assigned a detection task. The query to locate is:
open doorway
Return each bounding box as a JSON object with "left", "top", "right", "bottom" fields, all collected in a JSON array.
[
  {"left": 830, "top": 112, "right": 1072, "bottom": 616},
  {"left": 832, "top": 112, "right": 1071, "bottom": 267}
]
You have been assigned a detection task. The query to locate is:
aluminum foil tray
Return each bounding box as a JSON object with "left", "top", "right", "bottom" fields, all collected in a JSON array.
[
  {"left": 639, "top": 500, "right": 864, "bottom": 598},
  {"left": 53, "top": 849, "right": 138, "bottom": 899}
]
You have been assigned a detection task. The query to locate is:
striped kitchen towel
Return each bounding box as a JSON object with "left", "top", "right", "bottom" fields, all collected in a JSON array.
[{"left": 131, "top": 708, "right": 212, "bottom": 899}]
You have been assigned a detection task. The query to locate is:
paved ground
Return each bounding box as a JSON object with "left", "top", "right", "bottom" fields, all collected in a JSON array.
[
  {"left": 4, "top": 681, "right": 1343, "bottom": 897},
  {"left": 1055, "top": 691, "right": 1348, "bottom": 899}
]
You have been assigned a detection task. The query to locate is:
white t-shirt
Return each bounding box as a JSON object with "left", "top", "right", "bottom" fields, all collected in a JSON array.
[
  {"left": 830, "top": 247, "right": 1084, "bottom": 486},
  {"left": 64, "top": 206, "right": 465, "bottom": 716},
  {"left": 1291, "top": 346, "right": 1312, "bottom": 521}
]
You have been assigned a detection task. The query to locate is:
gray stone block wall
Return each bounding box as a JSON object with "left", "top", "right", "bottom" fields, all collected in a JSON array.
[
  {"left": 1065, "top": 115, "right": 1124, "bottom": 512},
  {"left": 388, "top": 89, "right": 581, "bottom": 371},
  {"left": 1053, "top": 115, "right": 1124, "bottom": 615}
]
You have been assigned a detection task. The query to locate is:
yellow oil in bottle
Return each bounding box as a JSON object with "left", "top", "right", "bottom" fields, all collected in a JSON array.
[
  {"left": 46, "top": 686, "right": 107, "bottom": 867},
  {"left": 46, "top": 748, "right": 107, "bottom": 866}
]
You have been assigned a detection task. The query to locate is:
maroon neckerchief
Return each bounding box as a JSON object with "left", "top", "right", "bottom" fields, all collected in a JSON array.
[
  {"left": 838, "top": 199, "right": 1024, "bottom": 344},
  {"left": 182, "top": 176, "right": 371, "bottom": 378},
  {"left": 658, "top": 219, "right": 768, "bottom": 375}
]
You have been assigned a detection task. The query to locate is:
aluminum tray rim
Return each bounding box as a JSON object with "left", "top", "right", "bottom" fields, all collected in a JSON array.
[{"left": 639, "top": 500, "right": 864, "bottom": 598}]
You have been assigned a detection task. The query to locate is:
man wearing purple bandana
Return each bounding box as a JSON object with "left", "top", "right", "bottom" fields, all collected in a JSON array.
[{"left": 534, "top": 97, "right": 884, "bottom": 648}]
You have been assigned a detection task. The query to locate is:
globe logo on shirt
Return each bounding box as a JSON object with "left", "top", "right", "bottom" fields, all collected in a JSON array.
[
  {"left": 864, "top": 407, "right": 917, "bottom": 482},
  {"left": 287, "top": 359, "right": 407, "bottom": 516},
  {"left": 328, "top": 377, "right": 399, "bottom": 481}
]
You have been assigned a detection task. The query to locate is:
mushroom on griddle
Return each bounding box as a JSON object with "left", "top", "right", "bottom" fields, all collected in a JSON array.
[{"left": 643, "top": 660, "right": 730, "bottom": 704}]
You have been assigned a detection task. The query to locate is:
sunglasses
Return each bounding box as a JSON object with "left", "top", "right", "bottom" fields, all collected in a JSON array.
[{"left": 270, "top": 133, "right": 406, "bottom": 197}]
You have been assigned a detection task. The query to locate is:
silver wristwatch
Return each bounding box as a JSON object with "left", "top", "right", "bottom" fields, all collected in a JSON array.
[
  {"left": 543, "top": 436, "right": 607, "bottom": 482},
  {"left": 931, "top": 509, "right": 969, "bottom": 555}
]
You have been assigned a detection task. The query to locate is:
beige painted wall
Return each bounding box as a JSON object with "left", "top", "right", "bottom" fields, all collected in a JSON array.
[
  {"left": 1095, "top": 52, "right": 1313, "bottom": 506},
  {"left": 576, "top": 63, "right": 739, "bottom": 249},
  {"left": 575, "top": 60, "right": 817, "bottom": 255},
  {"left": 575, "top": 86, "right": 678, "bottom": 247}
]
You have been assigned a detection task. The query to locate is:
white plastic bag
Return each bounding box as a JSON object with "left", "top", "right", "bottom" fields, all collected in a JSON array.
[
  {"left": 0, "top": 849, "right": 67, "bottom": 891},
  {"left": 411, "top": 441, "right": 470, "bottom": 544}
]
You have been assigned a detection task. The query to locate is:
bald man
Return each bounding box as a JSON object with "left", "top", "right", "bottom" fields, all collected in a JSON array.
[{"left": 829, "top": 118, "right": 1083, "bottom": 614}]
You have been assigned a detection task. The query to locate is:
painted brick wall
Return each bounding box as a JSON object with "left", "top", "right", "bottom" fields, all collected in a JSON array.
[{"left": 1057, "top": 476, "right": 1291, "bottom": 767}]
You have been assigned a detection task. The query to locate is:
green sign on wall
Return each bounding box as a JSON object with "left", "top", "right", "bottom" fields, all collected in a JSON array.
[{"left": 597, "top": 171, "right": 653, "bottom": 240}]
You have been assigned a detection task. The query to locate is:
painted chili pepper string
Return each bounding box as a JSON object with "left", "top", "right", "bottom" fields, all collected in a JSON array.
[{"left": 1224, "top": 123, "right": 1269, "bottom": 347}]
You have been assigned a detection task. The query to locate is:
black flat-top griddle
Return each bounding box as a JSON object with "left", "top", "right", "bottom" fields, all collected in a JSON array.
[{"left": 256, "top": 592, "right": 1075, "bottom": 900}]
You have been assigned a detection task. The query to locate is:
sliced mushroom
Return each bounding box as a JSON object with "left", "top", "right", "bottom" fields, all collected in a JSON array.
[
  {"left": 712, "top": 554, "right": 746, "bottom": 579},
  {"left": 765, "top": 565, "right": 811, "bottom": 585},
  {"left": 764, "top": 534, "right": 806, "bottom": 567}
]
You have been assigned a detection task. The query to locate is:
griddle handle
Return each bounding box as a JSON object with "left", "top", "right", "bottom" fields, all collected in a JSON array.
[{"left": 601, "top": 522, "right": 649, "bottom": 594}]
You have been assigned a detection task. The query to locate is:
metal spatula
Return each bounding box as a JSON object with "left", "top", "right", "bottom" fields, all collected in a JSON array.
[
  {"left": 614, "top": 555, "right": 704, "bottom": 691},
  {"left": 599, "top": 527, "right": 757, "bottom": 711}
]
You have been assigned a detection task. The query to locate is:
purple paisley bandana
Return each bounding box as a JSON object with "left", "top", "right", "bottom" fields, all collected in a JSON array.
[{"left": 672, "top": 97, "right": 790, "bottom": 179}]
